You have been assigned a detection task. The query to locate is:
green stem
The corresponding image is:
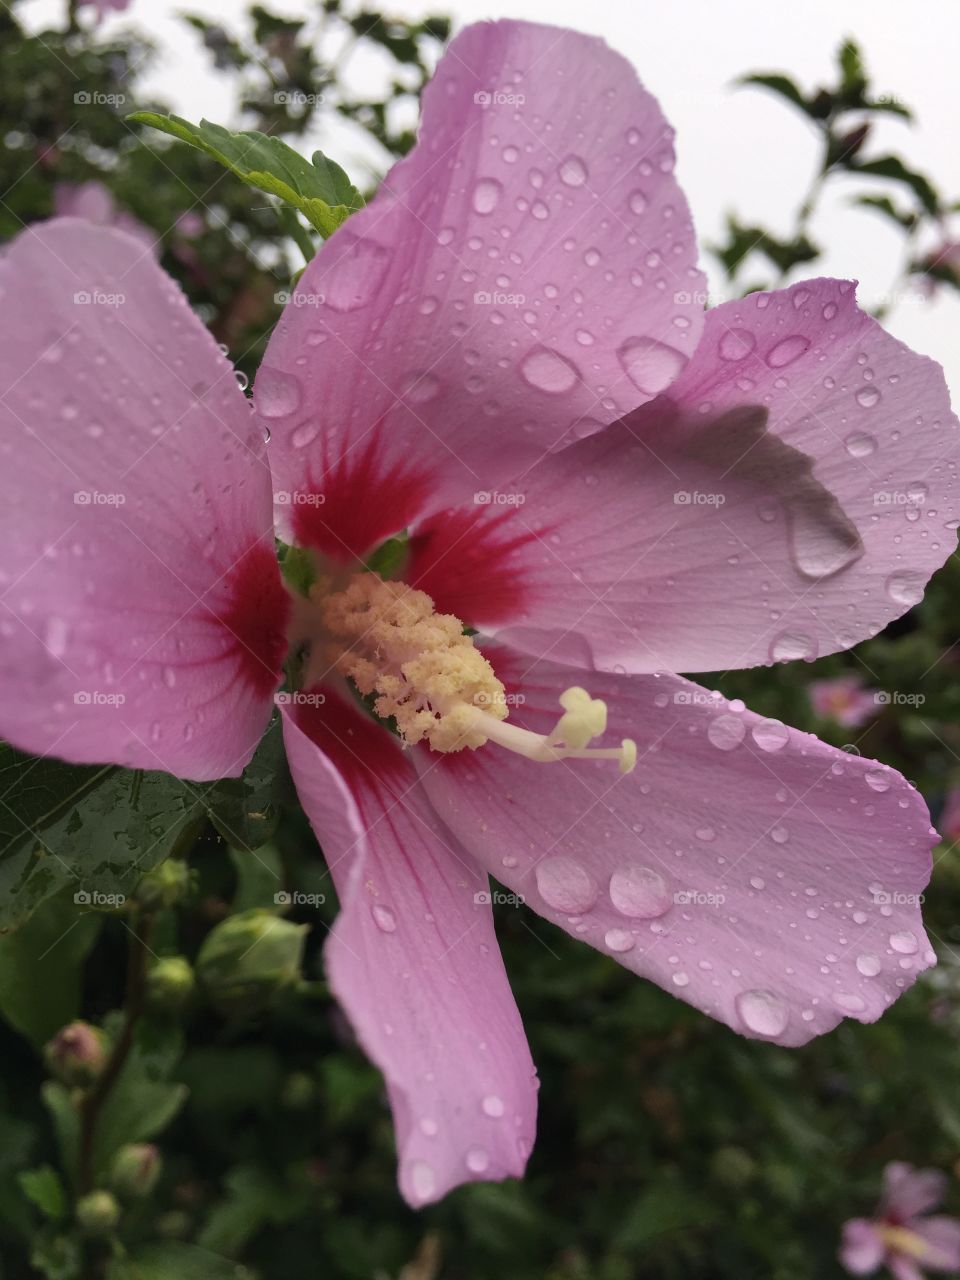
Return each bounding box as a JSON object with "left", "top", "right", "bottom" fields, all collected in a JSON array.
[{"left": 276, "top": 205, "right": 316, "bottom": 264}]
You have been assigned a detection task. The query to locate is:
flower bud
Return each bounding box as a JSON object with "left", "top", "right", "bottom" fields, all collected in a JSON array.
[
  {"left": 135, "top": 859, "right": 192, "bottom": 911},
  {"left": 146, "top": 956, "right": 195, "bottom": 1013},
  {"left": 76, "top": 1190, "right": 121, "bottom": 1236},
  {"left": 110, "top": 1143, "right": 162, "bottom": 1198},
  {"left": 196, "top": 909, "right": 307, "bottom": 1017},
  {"left": 43, "top": 1021, "right": 107, "bottom": 1088}
]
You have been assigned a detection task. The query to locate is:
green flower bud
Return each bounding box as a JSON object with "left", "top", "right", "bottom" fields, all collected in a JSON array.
[
  {"left": 146, "top": 956, "right": 195, "bottom": 1013},
  {"left": 76, "top": 1190, "right": 121, "bottom": 1236},
  {"left": 110, "top": 1143, "right": 162, "bottom": 1198},
  {"left": 135, "top": 859, "right": 192, "bottom": 911},
  {"left": 196, "top": 909, "right": 307, "bottom": 1018},
  {"left": 43, "top": 1021, "right": 108, "bottom": 1088}
]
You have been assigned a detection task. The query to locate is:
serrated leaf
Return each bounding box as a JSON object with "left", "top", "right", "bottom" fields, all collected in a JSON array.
[
  {"left": 0, "top": 759, "right": 207, "bottom": 930},
  {"left": 128, "top": 112, "right": 362, "bottom": 237},
  {"left": 17, "top": 1166, "right": 66, "bottom": 1222}
]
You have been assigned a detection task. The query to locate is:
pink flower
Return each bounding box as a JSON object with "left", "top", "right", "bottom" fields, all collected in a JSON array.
[
  {"left": 76, "top": 0, "right": 131, "bottom": 20},
  {"left": 1, "top": 21, "right": 957, "bottom": 1206},
  {"left": 809, "top": 675, "right": 879, "bottom": 728},
  {"left": 841, "top": 1162, "right": 960, "bottom": 1279},
  {"left": 53, "top": 181, "right": 157, "bottom": 256}
]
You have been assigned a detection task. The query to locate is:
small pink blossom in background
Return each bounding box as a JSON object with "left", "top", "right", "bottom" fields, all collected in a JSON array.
[
  {"left": 938, "top": 788, "right": 960, "bottom": 843},
  {"left": 840, "top": 1162, "right": 960, "bottom": 1280},
  {"left": 76, "top": 0, "right": 131, "bottom": 20},
  {"left": 809, "top": 674, "right": 879, "bottom": 728},
  {"left": 53, "top": 181, "right": 156, "bottom": 256}
]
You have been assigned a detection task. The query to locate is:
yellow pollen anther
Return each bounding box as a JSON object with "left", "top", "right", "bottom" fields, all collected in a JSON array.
[
  {"left": 309, "top": 572, "right": 635, "bottom": 773},
  {"left": 877, "top": 1226, "right": 932, "bottom": 1261}
]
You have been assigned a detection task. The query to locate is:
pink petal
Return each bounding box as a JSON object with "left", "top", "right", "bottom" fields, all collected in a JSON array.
[
  {"left": 53, "top": 182, "right": 157, "bottom": 257},
  {"left": 280, "top": 687, "right": 538, "bottom": 1206},
  {"left": 447, "top": 278, "right": 958, "bottom": 671},
  {"left": 888, "top": 1258, "right": 926, "bottom": 1280},
  {"left": 416, "top": 651, "right": 937, "bottom": 1047},
  {"left": 258, "top": 19, "right": 704, "bottom": 548},
  {"left": 911, "top": 1217, "right": 960, "bottom": 1272},
  {"left": 840, "top": 1219, "right": 886, "bottom": 1275},
  {"left": 0, "top": 220, "right": 287, "bottom": 779},
  {"left": 883, "top": 1163, "right": 948, "bottom": 1222}
]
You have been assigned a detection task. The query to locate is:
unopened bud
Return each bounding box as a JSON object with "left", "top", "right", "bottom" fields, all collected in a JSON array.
[
  {"left": 146, "top": 956, "right": 195, "bottom": 1013},
  {"left": 110, "top": 1143, "right": 162, "bottom": 1198},
  {"left": 76, "top": 1190, "right": 120, "bottom": 1236},
  {"left": 44, "top": 1021, "right": 107, "bottom": 1087},
  {"left": 135, "top": 859, "right": 192, "bottom": 911},
  {"left": 196, "top": 909, "right": 307, "bottom": 1017}
]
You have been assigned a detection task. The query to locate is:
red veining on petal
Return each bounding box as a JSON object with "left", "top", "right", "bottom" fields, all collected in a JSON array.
[
  {"left": 219, "top": 543, "right": 291, "bottom": 697},
  {"left": 293, "top": 683, "right": 408, "bottom": 796},
  {"left": 291, "top": 422, "right": 434, "bottom": 561},
  {"left": 404, "top": 505, "right": 544, "bottom": 627}
]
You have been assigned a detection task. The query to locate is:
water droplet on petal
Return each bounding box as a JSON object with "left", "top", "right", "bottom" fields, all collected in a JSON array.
[
  {"left": 751, "top": 719, "right": 789, "bottom": 752},
  {"left": 886, "top": 571, "right": 925, "bottom": 607},
  {"left": 608, "top": 865, "right": 672, "bottom": 918},
  {"left": 410, "top": 1160, "right": 435, "bottom": 1201},
  {"left": 372, "top": 904, "right": 397, "bottom": 933},
  {"left": 766, "top": 335, "right": 810, "bottom": 368},
  {"left": 770, "top": 631, "right": 817, "bottom": 663},
  {"left": 845, "top": 432, "right": 877, "bottom": 458},
  {"left": 255, "top": 366, "right": 302, "bottom": 421},
  {"left": 889, "top": 930, "right": 918, "bottom": 955},
  {"left": 482, "top": 1095, "right": 505, "bottom": 1118},
  {"left": 617, "top": 337, "right": 687, "bottom": 395},
  {"left": 785, "top": 496, "right": 863, "bottom": 581},
  {"left": 864, "top": 769, "right": 890, "bottom": 793},
  {"left": 472, "top": 178, "right": 503, "bottom": 215},
  {"left": 736, "top": 989, "right": 789, "bottom": 1038},
  {"left": 520, "top": 347, "right": 579, "bottom": 394},
  {"left": 604, "top": 927, "right": 636, "bottom": 953},
  {"left": 855, "top": 386, "right": 881, "bottom": 409},
  {"left": 718, "top": 328, "right": 756, "bottom": 361},
  {"left": 466, "top": 1146, "right": 490, "bottom": 1173},
  {"left": 323, "top": 237, "right": 390, "bottom": 312},
  {"left": 535, "top": 856, "right": 598, "bottom": 913},
  {"left": 856, "top": 954, "right": 881, "bottom": 976},
  {"left": 708, "top": 714, "right": 746, "bottom": 751},
  {"left": 558, "top": 155, "right": 588, "bottom": 187}
]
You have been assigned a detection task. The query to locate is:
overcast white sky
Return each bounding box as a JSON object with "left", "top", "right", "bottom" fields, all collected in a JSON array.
[{"left": 20, "top": 0, "right": 960, "bottom": 394}]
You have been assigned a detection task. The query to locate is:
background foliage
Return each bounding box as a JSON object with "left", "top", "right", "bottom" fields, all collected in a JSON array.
[{"left": 1, "top": 2, "right": 959, "bottom": 1277}]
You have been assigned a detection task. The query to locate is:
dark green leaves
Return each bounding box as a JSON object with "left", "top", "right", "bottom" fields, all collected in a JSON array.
[
  {"left": 127, "top": 112, "right": 363, "bottom": 237},
  {"left": 0, "top": 749, "right": 206, "bottom": 931}
]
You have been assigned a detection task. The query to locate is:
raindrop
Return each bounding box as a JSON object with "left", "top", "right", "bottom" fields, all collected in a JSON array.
[
  {"left": 864, "top": 769, "right": 890, "bottom": 793},
  {"left": 718, "top": 328, "right": 756, "bottom": 361},
  {"left": 604, "top": 927, "right": 636, "bottom": 953},
  {"left": 766, "top": 335, "right": 811, "bottom": 368},
  {"left": 889, "top": 930, "right": 918, "bottom": 955},
  {"left": 535, "top": 856, "right": 598, "bottom": 913},
  {"left": 845, "top": 432, "right": 877, "bottom": 458},
  {"left": 785, "top": 497, "right": 863, "bottom": 581},
  {"left": 472, "top": 178, "right": 503, "bottom": 214},
  {"left": 482, "top": 1095, "right": 505, "bottom": 1118},
  {"left": 372, "top": 904, "right": 397, "bottom": 933},
  {"left": 520, "top": 348, "right": 579, "bottom": 394},
  {"left": 410, "top": 1160, "right": 435, "bottom": 1201},
  {"left": 886, "top": 572, "right": 925, "bottom": 607},
  {"left": 558, "top": 155, "right": 588, "bottom": 187},
  {"left": 751, "top": 719, "right": 789, "bottom": 752},
  {"left": 769, "top": 631, "right": 817, "bottom": 662},
  {"left": 466, "top": 1147, "right": 490, "bottom": 1174},
  {"left": 707, "top": 714, "right": 747, "bottom": 751},
  {"left": 608, "top": 864, "right": 672, "bottom": 918},
  {"left": 256, "top": 367, "right": 302, "bottom": 418},
  {"left": 736, "top": 989, "right": 789, "bottom": 1038},
  {"left": 855, "top": 386, "right": 881, "bottom": 409},
  {"left": 617, "top": 337, "right": 687, "bottom": 395},
  {"left": 856, "top": 954, "right": 881, "bottom": 977}
]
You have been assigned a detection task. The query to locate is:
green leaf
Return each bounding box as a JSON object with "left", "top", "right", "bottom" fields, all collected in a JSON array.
[
  {"left": 838, "top": 38, "right": 865, "bottom": 94},
  {"left": 737, "top": 74, "right": 809, "bottom": 114},
  {"left": 229, "top": 842, "right": 284, "bottom": 913},
  {"left": 127, "top": 112, "right": 363, "bottom": 236},
  {"left": 0, "top": 759, "right": 207, "bottom": 930},
  {"left": 92, "top": 1044, "right": 187, "bottom": 1178},
  {"left": 107, "top": 1242, "right": 252, "bottom": 1280},
  {"left": 17, "top": 1166, "right": 67, "bottom": 1222},
  {"left": 853, "top": 194, "right": 917, "bottom": 229},
  {"left": 0, "top": 891, "right": 102, "bottom": 1046},
  {"left": 199, "top": 718, "right": 288, "bottom": 852},
  {"left": 849, "top": 155, "right": 940, "bottom": 214}
]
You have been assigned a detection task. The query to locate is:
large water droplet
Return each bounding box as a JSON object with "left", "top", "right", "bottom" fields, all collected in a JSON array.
[
  {"left": 855, "top": 386, "right": 881, "bottom": 409},
  {"left": 535, "top": 856, "right": 598, "bottom": 913},
  {"left": 844, "top": 432, "right": 877, "bottom": 458},
  {"left": 608, "top": 865, "right": 671, "bottom": 918},
  {"left": 856, "top": 953, "right": 881, "bottom": 976},
  {"left": 736, "top": 989, "right": 789, "bottom": 1038},
  {"left": 769, "top": 631, "right": 817, "bottom": 662},
  {"left": 617, "top": 337, "right": 687, "bottom": 395},
  {"left": 323, "top": 237, "right": 390, "bottom": 312},
  {"left": 889, "top": 930, "right": 918, "bottom": 955},
  {"left": 604, "top": 928, "right": 636, "bottom": 953},
  {"left": 372, "top": 904, "right": 397, "bottom": 933},
  {"left": 256, "top": 367, "right": 302, "bottom": 418},
  {"left": 707, "top": 714, "right": 747, "bottom": 751},
  {"left": 409, "top": 1160, "right": 435, "bottom": 1201},
  {"left": 864, "top": 768, "right": 890, "bottom": 793},
  {"left": 885, "top": 571, "right": 925, "bottom": 607},
  {"left": 751, "top": 719, "right": 789, "bottom": 752},
  {"left": 785, "top": 495, "right": 863, "bottom": 581},
  {"left": 482, "top": 1094, "right": 505, "bottom": 1118},
  {"left": 766, "top": 335, "right": 811, "bottom": 368},
  {"left": 472, "top": 178, "right": 503, "bottom": 214},
  {"left": 558, "top": 155, "right": 588, "bottom": 187},
  {"left": 466, "top": 1146, "right": 490, "bottom": 1173},
  {"left": 718, "top": 328, "right": 756, "bottom": 361},
  {"left": 520, "top": 348, "right": 579, "bottom": 394}
]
